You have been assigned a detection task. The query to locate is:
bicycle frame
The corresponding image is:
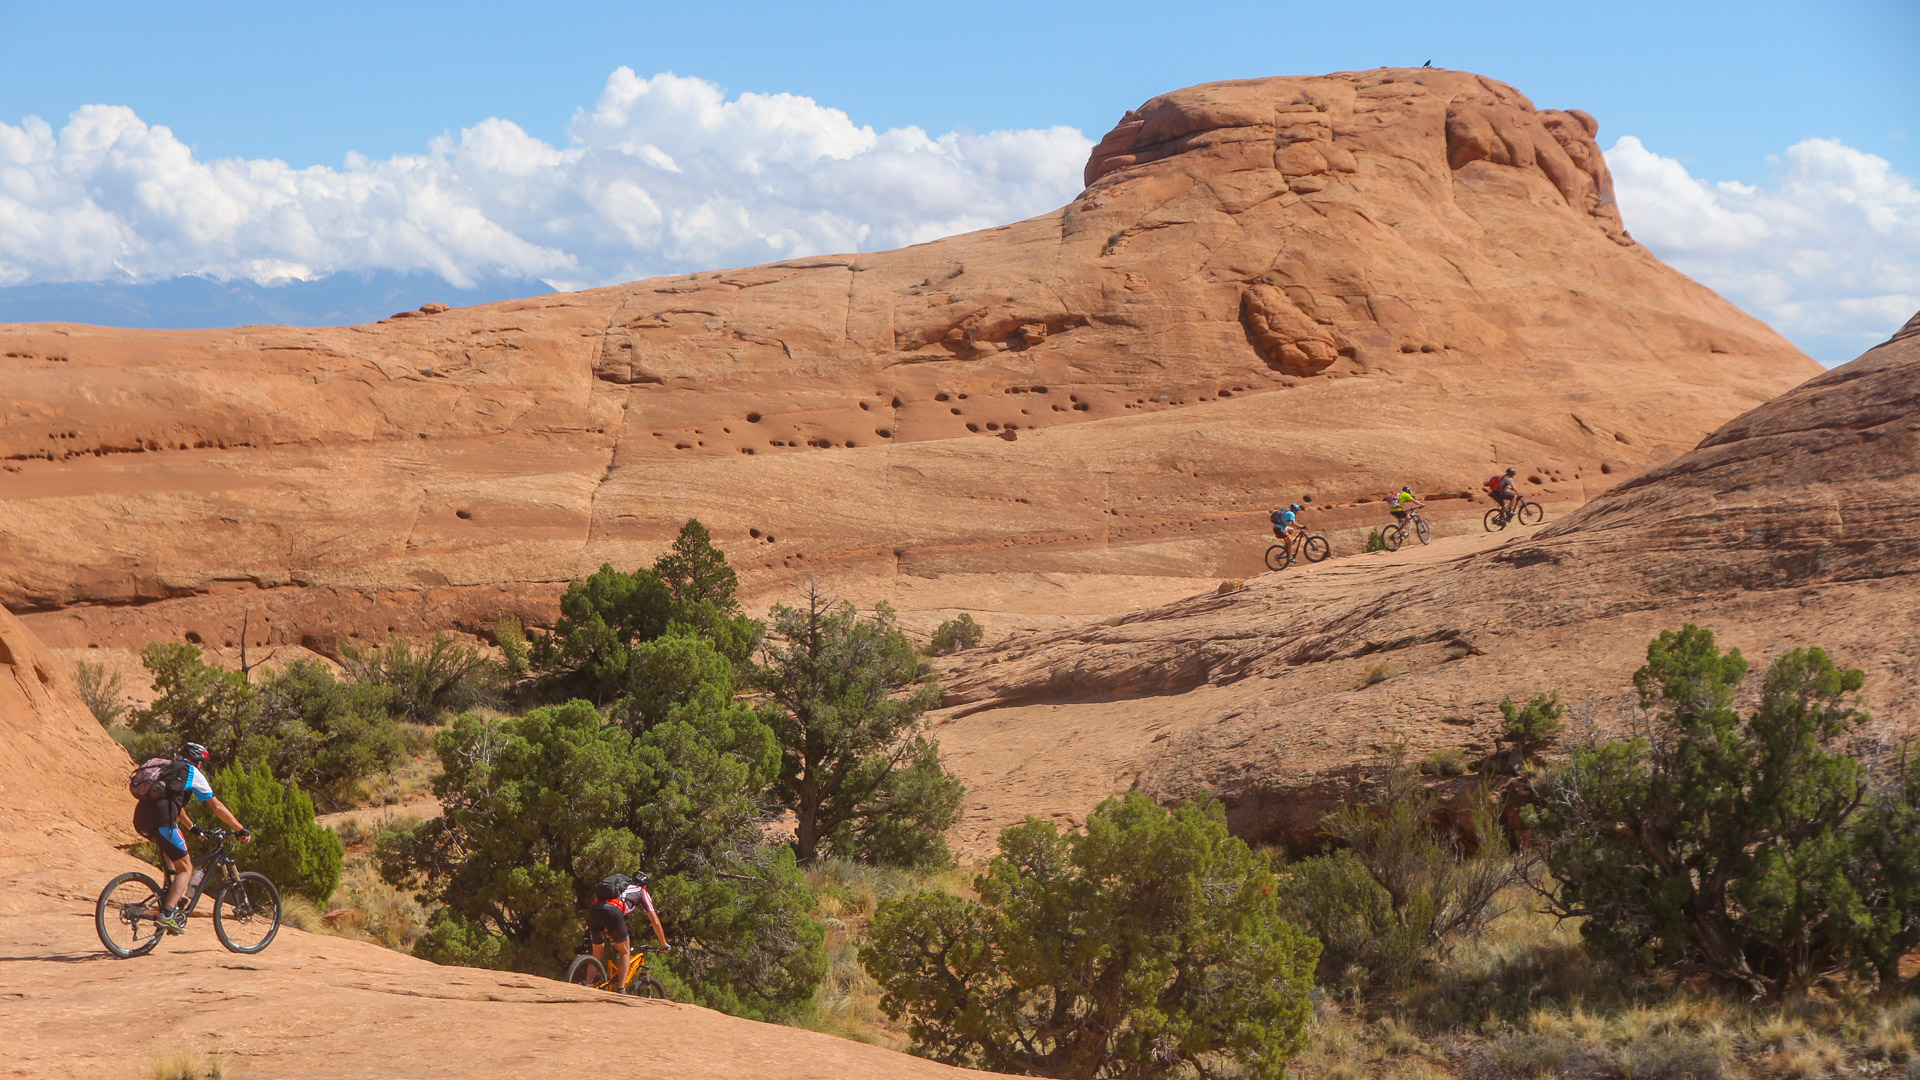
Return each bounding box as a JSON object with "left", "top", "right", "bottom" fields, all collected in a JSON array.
[
  {"left": 577, "top": 936, "right": 665, "bottom": 992},
  {"left": 159, "top": 834, "right": 237, "bottom": 921}
]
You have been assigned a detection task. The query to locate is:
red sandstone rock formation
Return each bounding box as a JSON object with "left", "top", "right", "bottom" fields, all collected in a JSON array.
[
  {"left": 0, "top": 69, "right": 1814, "bottom": 658},
  {"left": 931, "top": 313, "right": 1920, "bottom": 851}
]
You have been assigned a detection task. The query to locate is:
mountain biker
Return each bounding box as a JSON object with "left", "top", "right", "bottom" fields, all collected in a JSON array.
[
  {"left": 131, "top": 743, "right": 250, "bottom": 933},
  {"left": 1389, "top": 486, "right": 1421, "bottom": 521},
  {"left": 587, "top": 871, "right": 671, "bottom": 992},
  {"left": 1487, "top": 468, "right": 1519, "bottom": 515},
  {"left": 1270, "top": 503, "right": 1304, "bottom": 542}
]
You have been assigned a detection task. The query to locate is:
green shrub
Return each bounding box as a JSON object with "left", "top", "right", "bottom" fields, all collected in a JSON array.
[
  {"left": 1282, "top": 763, "right": 1525, "bottom": 990},
  {"left": 1365, "top": 528, "right": 1388, "bottom": 553},
  {"left": 530, "top": 519, "right": 761, "bottom": 703},
  {"left": 927, "top": 613, "right": 984, "bottom": 655},
  {"left": 1500, "top": 691, "right": 1565, "bottom": 760},
  {"left": 495, "top": 615, "right": 530, "bottom": 682},
  {"left": 130, "top": 644, "right": 407, "bottom": 811},
  {"left": 1530, "top": 625, "right": 1911, "bottom": 995},
  {"left": 208, "top": 762, "right": 342, "bottom": 904},
  {"left": 73, "top": 660, "right": 128, "bottom": 726},
  {"left": 1421, "top": 747, "right": 1470, "bottom": 777},
  {"left": 863, "top": 792, "right": 1318, "bottom": 1078},
  {"left": 1363, "top": 661, "right": 1393, "bottom": 687},
  {"left": 254, "top": 658, "right": 408, "bottom": 809},
  {"left": 340, "top": 632, "right": 503, "bottom": 723},
  {"left": 131, "top": 642, "right": 260, "bottom": 766}
]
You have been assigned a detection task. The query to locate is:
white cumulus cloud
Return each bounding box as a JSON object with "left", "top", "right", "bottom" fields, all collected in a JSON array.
[
  {"left": 0, "top": 69, "right": 1093, "bottom": 292},
  {"left": 1608, "top": 135, "right": 1920, "bottom": 364}
]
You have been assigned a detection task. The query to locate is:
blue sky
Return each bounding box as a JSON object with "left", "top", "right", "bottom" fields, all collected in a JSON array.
[
  {"left": 4, "top": 0, "right": 1914, "bottom": 179},
  {"left": 1, "top": 0, "right": 1915, "bottom": 360}
]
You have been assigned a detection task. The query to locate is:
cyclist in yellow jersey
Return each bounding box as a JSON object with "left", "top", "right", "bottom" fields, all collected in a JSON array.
[{"left": 1389, "top": 486, "right": 1420, "bottom": 522}]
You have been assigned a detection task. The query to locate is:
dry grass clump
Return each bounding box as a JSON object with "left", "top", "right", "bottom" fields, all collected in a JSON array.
[
  {"left": 1362, "top": 662, "right": 1394, "bottom": 687},
  {"left": 145, "top": 1045, "right": 225, "bottom": 1080},
  {"left": 349, "top": 749, "right": 438, "bottom": 808},
  {"left": 323, "top": 853, "right": 430, "bottom": 952},
  {"left": 797, "top": 858, "right": 975, "bottom": 1047}
]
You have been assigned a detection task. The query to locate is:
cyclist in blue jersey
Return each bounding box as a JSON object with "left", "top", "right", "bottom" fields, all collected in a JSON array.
[
  {"left": 130, "top": 743, "right": 250, "bottom": 934},
  {"left": 1270, "top": 503, "right": 1303, "bottom": 541}
]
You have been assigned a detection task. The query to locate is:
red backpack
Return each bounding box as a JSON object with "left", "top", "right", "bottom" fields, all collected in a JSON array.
[{"left": 1486, "top": 475, "right": 1504, "bottom": 494}]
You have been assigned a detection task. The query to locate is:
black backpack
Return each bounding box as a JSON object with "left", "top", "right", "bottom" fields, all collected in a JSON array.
[
  {"left": 593, "top": 873, "right": 633, "bottom": 902},
  {"left": 129, "top": 757, "right": 191, "bottom": 818}
]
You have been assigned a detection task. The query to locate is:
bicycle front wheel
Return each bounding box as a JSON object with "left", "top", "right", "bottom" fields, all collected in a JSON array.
[
  {"left": 1415, "top": 517, "right": 1432, "bottom": 545},
  {"left": 1484, "top": 508, "right": 1507, "bottom": 532},
  {"left": 96, "top": 872, "right": 165, "bottom": 958},
  {"left": 1264, "top": 544, "right": 1291, "bottom": 571},
  {"left": 566, "top": 954, "right": 608, "bottom": 989},
  {"left": 213, "top": 871, "right": 282, "bottom": 954},
  {"left": 1303, "top": 535, "right": 1331, "bottom": 563},
  {"left": 1518, "top": 501, "right": 1545, "bottom": 526},
  {"left": 632, "top": 976, "right": 667, "bottom": 1000}
]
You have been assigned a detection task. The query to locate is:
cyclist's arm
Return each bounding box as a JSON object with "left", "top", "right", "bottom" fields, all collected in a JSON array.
[
  {"left": 644, "top": 902, "right": 669, "bottom": 951},
  {"left": 203, "top": 796, "right": 246, "bottom": 835}
]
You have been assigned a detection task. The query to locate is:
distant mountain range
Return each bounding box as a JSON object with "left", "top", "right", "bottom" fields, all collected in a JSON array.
[{"left": 0, "top": 271, "right": 553, "bottom": 329}]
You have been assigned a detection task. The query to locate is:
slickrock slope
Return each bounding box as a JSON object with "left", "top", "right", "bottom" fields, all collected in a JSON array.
[
  {"left": 0, "top": 601, "right": 1001, "bottom": 1080},
  {"left": 0, "top": 602, "right": 139, "bottom": 900},
  {"left": 1, "top": 69, "right": 1814, "bottom": 657},
  {"left": 933, "top": 314, "right": 1920, "bottom": 852}
]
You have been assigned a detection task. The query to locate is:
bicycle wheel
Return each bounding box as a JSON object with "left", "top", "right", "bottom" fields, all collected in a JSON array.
[
  {"left": 1518, "top": 501, "right": 1545, "bottom": 526},
  {"left": 96, "top": 872, "right": 165, "bottom": 958},
  {"left": 565, "top": 954, "right": 608, "bottom": 989},
  {"left": 1264, "top": 544, "right": 1292, "bottom": 571},
  {"left": 212, "top": 871, "right": 281, "bottom": 954},
  {"left": 1383, "top": 523, "right": 1405, "bottom": 551},
  {"left": 1484, "top": 508, "right": 1507, "bottom": 532},
  {"left": 1415, "top": 517, "right": 1432, "bottom": 545},
  {"left": 1303, "top": 535, "right": 1331, "bottom": 563},
  {"left": 632, "top": 977, "right": 667, "bottom": 1000}
]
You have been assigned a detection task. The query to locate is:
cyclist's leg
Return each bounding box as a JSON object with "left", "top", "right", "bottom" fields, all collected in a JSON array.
[
  {"left": 140, "top": 814, "right": 192, "bottom": 916},
  {"left": 611, "top": 939, "right": 632, "bottom": 992},
  {"left": 586, "top": 901, "right": 632, "bottom": 990}
]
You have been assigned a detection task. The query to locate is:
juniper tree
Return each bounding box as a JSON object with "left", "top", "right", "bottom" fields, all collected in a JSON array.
[
  {"left": 863, "top": 792, "right": 1318, "bottom": 1078},
  {"left": 1530, "top": 625, "right": 1889, "bottom": 995},
  {"left": 752, "top": 584, "right": 962, "bottom": 866}
]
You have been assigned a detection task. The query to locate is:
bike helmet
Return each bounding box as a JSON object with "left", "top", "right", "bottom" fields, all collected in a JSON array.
[
  {"left": 631, "top": 871, "right": 651, "bottom": 885},
  {"left": 1505, "top": 468, "right": 1516, "bottom": 476},
  {"left": 1289, "top": 503, "right": 1302, "bottom": 512},
  {"left": 1402, "top": 485, "right": 1412, "bottom": 493},
  {"left": 181, "top": 742, "right": 210, "bottom": 767}
]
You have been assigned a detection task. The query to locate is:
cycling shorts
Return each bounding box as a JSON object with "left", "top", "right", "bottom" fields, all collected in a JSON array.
[
  {"left": 133, "top": 800, "right": 189, "bottom": 862},
  {"left": 586, "top": 900, "right": 630, "bottom": 945},
  {"left": 1391, "top": 508, "right": 1408, "bottom": 519},
  {"left": 1493, "top": 489, "right": 1516, "bottom": 503}
]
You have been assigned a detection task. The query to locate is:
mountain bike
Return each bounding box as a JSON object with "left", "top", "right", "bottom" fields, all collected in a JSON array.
[
  {"left": 1484, "top": 496, "right": 1545, "bottom": 531},
  {"left": 566, "top": 938, "right": 669, "bottom": 998},
  {"left": 1381, "top": 504, "right": 1432, "bottom": 551},
  {"left": 1264, "top": 527, "right": 1331, "bottom": 571},
  {"left": 95, "top": 827, "right": 282, "bottom": 958}
]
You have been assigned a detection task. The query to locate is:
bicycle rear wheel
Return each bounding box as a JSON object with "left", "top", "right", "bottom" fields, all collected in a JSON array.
[
  {"left": 1303, "top": 535, "right": 1331, "bottom": 563},
  {"left": 566, "top": 954, "right": 608, "bottom": 989},
  {"left": 1484, "top": 508, "right": 1507, "bottom": 532},
  {"left": 1518, "top": 501, "right": 1545, "bottom": 526},
  {"left": 1264, "top": 544, "right": 1292, "bottom": 571},
  {"left": 1415, "top": 517, "right": 1432, "bottom": 545},
  {"left": 96, "top": 872, "right": 165, "bottom": 958},
  {"left": 1383, "top": 524, "right": 1405, "bottom": 551},
  {"left": 213, "top": 871, "right": 282, "bottom": 954}
]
